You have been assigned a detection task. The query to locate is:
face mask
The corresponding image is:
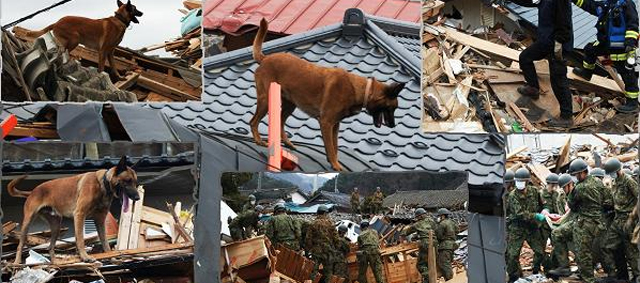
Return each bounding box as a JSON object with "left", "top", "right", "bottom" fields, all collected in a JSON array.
[
  {"left": 571, "top": 176, "right": 578, "bottom": 184},
  {"left": 515, "top": 181, "right": 526, "bottom": 190},
  {"left": 251, "top": 200, "right": 256, "bottom": 205}
]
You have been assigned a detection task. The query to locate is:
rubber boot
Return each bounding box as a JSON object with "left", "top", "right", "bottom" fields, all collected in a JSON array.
[
  {"left": 547, "top": 114, "right": 574, "bottom": 128},
  {"left": 616, "top": 98, "right": 639, "bottom": 113},
  {"left": 517, "top": 85, "right": 540, "bottom": 100}
]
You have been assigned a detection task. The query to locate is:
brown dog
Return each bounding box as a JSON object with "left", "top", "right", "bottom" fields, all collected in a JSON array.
[
  {"left": 250, "top": 19, "right": 404, "bottom": 171},
  {"left": 8, "top": 156, "right": 141, "bottom": 263},
  {"left": 25, "top": 0, "right": 143, "bottom": 80}
]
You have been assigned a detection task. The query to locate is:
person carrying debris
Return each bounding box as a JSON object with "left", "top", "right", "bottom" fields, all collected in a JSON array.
[
  {"left": 510, "top": 0, "right": 575, "bottom": 127},
  {"left": 565, "top": 159, "right": 608, "bottom": 283},
  {"left": 373, "top": 187, "right": 384, "bottom": 214},
  {"left": 505, "top": 168, "right": 547, "bottom": 282},
  {"left": 548, "top": 174, "right": 577, "bottom": 277},
  {"left": 264, "top": 203, "right": 301, "bottom": 251},
  {"left": 334, "top": 225, "right": 351, "bottom": 280},
  {"left": 305, "top": 205, "right": 339, "bottom": 283},
  {"left": 602, "top": 158, "right": 639, "bottom": 281},
  {"left": 228, "top": 205, "right": 264, "bottom": 241},
  {"left": 351, "top": 187, "right": 361, "bottom": 214},
  {"left": 402, "top": 208, "right": 438, "bottom": 283},
  {"left": 435, "top": 208, "right": 457, "bottom": 281},
  {"left": 538, "top": 174, "right": 563, "bottom": 269},
  {"left": 571, "top": 0, "right": 639, "bottom": 113},
  {"left": 357, "top": 220, "right": 386, "bottom": 283}
]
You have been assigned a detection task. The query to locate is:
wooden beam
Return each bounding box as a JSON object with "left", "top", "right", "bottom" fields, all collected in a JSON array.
[
  {"left": 507, "top": 102, "right": 536, "bottom": 132},
  {"left": 54, "top": 242, "right": 194, "bottom": 265},
  {"left": 555, "top": 136, "right": 572, "bottom": 173},
  {"left": 114, "top": 72, "right": 140, "bottom": 90},
  {"left": 137, "top": 75, "right": 199, "bottom": 101}
]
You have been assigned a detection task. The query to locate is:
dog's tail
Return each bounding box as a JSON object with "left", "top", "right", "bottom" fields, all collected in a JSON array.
[
  {"left": 252, "top": 18, "right": 268, "bottom": 63},
  {"left": 24, "top": 24, "right": 54, "bottom": 39},
  {"left": 7, "top": 175, "right": 31, "bottom": 198}
]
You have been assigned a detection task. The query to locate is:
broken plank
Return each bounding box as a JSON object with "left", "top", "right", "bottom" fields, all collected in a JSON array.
[
  {"left": 114, "top": 72, "right": 140, "bottom": 90},
  {"left": 55, "top": 242, "right": 194, "bottom": 265},
  {"left": 507, "top": 102, "right": 536, "bottom": 132},
  {"left": 555, "top": 136, "right": 572, "bottom": 173},
  {"left": 137, "top": 75, "right": 199, "bottom": 101}
]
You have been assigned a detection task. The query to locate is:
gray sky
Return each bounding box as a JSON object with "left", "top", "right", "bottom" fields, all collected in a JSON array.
[{"left": 1, "top": 0, "right": 186, "bottom": 56}]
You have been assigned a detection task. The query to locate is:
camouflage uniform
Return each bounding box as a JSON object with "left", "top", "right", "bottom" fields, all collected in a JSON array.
[
  {"left": 242, "top": 202, "right": 255, "bottom": 213},
  {"left": 264, "top": 213, "right": 301, "bottom": 251},
  {"left": 435, "top": 218, "right": 457, "bottom": 281},
  {"left": 305, "top": 215, "right": 339, "bottom": 283},
  {"left": 351, "top": 191, "right": 361, "bottom": 214},
  {"left": 569, "top": 175, "right": 607, "bottom": 283},
  {"left": 593, "top": 176, "right": 615, "bottom": 276},
  {"left": 550, "top": 211, "right": 576, "bottom": 269},
  {"left": 334, "top": 236, "right": 351, "bottom": 279},
  {"left": 372, "top": 191, "right": 384, "bottom": 214},
  {"left": 602, "top": 174, "right": 639, "bottom": 279},
  {"left": 228, "top": 208, "right": 259, "bottom": 241},
  {"left": 505, "top": 185, "right": 546, "bottom": 279},
  {"left": 357, "top": 228, "right": 385, "bottom": 283},
  {"left": 295, "top": 218, "right": 309, "bottom": 250},
  {"left": 539, "top": 187, "right": 563, "bottom": 268},
  {"left": 404, "top": 216, "right": 438, "bottom": 282}
]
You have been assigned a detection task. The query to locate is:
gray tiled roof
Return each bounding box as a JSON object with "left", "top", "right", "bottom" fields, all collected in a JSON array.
[
  {"left": 505, "top": 3, "right": 598, "bottom": 49},
  {"left": 383, "top": 189, "right": 468, "bottom": 209}
]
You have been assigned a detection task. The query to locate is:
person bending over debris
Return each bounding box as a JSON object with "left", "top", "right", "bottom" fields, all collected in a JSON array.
[
  {"left": 538, "top": 174, "right": 563, "bottom": 269},
  {"left": 357, "top": 220, "right": 386, "bottom": 283},
  {"left": 571, "top": 0, "right": 639, "bottom": 113},
  {"left": 305, "top": 205, "right": 339, "bottom": 283},
  {"left": 602, "top": 158, "right": 639, "bottom": 281},
  {"left": 435, "top": 208, "right": 457, "bottom": 281},
  {"left": 548, "top": 174, "right": 577, "bottom": 277},
  {"left": 509, "top": 0, "right": 575, "bottom": 127},
  {"left": 229, "top": 205, "right": 263, "bottom": 241},
  {"left": 334, "top": 225, "right": 351, "bottom": 280},
  {"left": 505, "top": 168, "right": 547, "bottom": 282},
  {"left": 403, "top": 208, "right": 438, "bottom": 283},
  {"left": 264, "top": 203, "right": 301, "bottom": 251},
  {"left": 565, "top": 159, "right": 608, "bottom": 283}
]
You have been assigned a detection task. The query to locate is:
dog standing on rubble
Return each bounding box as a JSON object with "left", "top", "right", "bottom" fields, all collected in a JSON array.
[
  {"left": 8, "top": 156, "right": 141, "bottom": 264},
  {"left": 24, "top": 0, "right": 143, "bottom": 80},
  {"left": 250, "top": 18, "right": 404, "bottom": 171}
]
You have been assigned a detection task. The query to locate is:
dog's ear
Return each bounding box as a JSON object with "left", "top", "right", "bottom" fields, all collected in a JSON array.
[
  {"left": 126, "top": 0, "right": 132, "bottom": 11},
  {"left": 117, "top": 0, "right": 124, "bottom": 7},
  {"left": 385, "top": 82, "right": 405, "bottom": 99},
  {"left": 116, "top": 156, "right": 128, "bottom": 175},
  {"left": 130, "top": 158, "right": 142, "bottom": 171}
]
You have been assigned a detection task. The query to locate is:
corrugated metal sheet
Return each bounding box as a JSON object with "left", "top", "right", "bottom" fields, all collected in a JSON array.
[{"left": 203, "top": 0, "right": 421, "bottom": 35}]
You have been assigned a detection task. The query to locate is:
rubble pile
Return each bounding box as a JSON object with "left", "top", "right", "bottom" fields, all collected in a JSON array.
[{"left": 422, "top": 2, "right": 638, "bottom": 133}]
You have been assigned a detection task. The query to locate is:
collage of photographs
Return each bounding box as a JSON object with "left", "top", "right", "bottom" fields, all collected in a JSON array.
[{"left": 0, "top": 0, "right": 638, "bottom": 283}]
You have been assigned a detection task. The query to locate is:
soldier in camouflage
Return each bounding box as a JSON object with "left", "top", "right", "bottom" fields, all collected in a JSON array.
[
  {"left": 566, "top": 159, "right": 607, "bottom": 283},
  {"left": 351, "top": 187, "right": 361, "bottom": 214},
  {"left": 305, "top": 205, "right": 339, "bottom": 283},
  {"left": 591, "top": 166, "right": 616, "bottom": 277},
  {"left": 505, "top": 168, "right": 547, "bottom": 282},
  {"left": 357, "top": 220, "right": 385, "bottom": 283},
  {"left": 334, "top": 225, "right": 351, "bottom": 280},
  {"left": 373, "top": 187, "right": 384, "bottom": 214},
  {"left": 264, "top": 203, "right": 301, "bottom": 251},
  {"left": 243, "top": 194, "right": 257, "bottom": 212},
  {"left": 603, "top": 158, "right": 639, "bottom": 281},
  {"left": 435, "top": 208, "right": 457, "bottom": 281},
  {"left": 538, "top": 173, "right": 562, "bottom": 269},
  {"left": 229, "top": 205, "right": 263, "bottom": 241},
  {"left": 548, "top": 174, "right": 576, "bottom": 277},
  {"left": 403, "top": 208, "right": 438, "bottom": 283}
]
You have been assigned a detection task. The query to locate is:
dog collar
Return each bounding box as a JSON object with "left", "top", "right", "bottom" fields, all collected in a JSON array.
[
  {"left": 114, "top": 12, "right": 130, "bottom": 27},
  {"left": 364, "top": 78, "right": 373, "bottom": 108}
]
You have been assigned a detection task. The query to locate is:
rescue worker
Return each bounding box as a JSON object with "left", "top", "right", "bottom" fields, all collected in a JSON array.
[
  {"left": 566, "top": 159, "right": 608, "bottom": 283},
  {"left": 590, "top": 167, "right": 607, "bottom": 180},
  {"left": 603, "top": 158, "right": 639, "bottom": 281},
  {"left": 229, "top": 205, "right": 263, "bottom": 241},
  {"left": 243, "top": 194, "right": 257, "bottom": 212},
  {"left": 435, "top": 208, "right": 457, "bottom": 281},
  {"left": 548, "top": 174, "right": 577, "bottom": 277},
  {"left": 633, "top": 167, "right": 639, "bottom": 179},
  {"left": 335, "top": 225, "right": 351, "bottom": 280},
  {"left": 373, "top": 187, "right": 384, "bottom": 214},
  {"left": 264, "top": 203, "right": 301, "bottom": 251},
  {"left": 305, "top": 205, "right": 339, "bottom": 283},
  {"left": 357, "top": 220, "right": 385, "bottom": 283},
  {"left": 351, "top": 187, "right": 361, "bottom": 214},
  {"left": 539, "top": 173, "right": 562, "bottom": 269},
  {"left": 505, "top": 168, "right": 547, "bottom": 282},
  {"left": 403, "top": 208, "right": 438, "bottom": 283},
  {"left": 571, "top": 0, "right": 639, "bottom": 112},
  {"left": 510, "top": 0, "right": 574, "bottom": 127}
]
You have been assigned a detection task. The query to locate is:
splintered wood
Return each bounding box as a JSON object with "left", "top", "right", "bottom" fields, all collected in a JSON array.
[{"left": 422, "top": 5, "right": 637, "bottom": 133}]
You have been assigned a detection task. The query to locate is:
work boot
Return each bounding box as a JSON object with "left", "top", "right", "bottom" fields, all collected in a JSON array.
[
  {"left": 548, "top": 266, "right": 572, "bottom": 277},
  {"left": 572, "top": 67, "right": 593, "bottom": 81},
  {"left": 616, "top": 98, "right": 639, "bottom": 113},
  {"left": 517, "top": 85, "right": 540, "bottom": 99},
  {"left": 547, "top": 115, "right": 574, "bottom": 128}
]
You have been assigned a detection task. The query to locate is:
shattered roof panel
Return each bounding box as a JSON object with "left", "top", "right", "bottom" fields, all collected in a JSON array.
[
  {"left": 203, "top": 0, "right": 421, "bottom": 35},
  {"left": 505, "top": 3, "right": 597, "bottom": 49},
  {"left": 148, "top": 16, "right": 505, "bottom": 185}
]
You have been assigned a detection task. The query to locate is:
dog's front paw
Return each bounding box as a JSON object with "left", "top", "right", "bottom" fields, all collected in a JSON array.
[
  {"left": 256, "top": 140, "right": 268, "bottom": 147},
  {"left": 81, "top": 256, "right": 96, "bottom": 263}
]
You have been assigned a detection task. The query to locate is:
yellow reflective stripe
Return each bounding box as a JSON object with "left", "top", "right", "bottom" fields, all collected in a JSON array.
[
  {"left": 626, "top": 31, "right": 639, "bottom": 38},
  {"left": 583, "top": 61, "right": 596, "bottom": 69},
  {"left": 593, "top": 41, "right": 600, "bottom": 46},
  {"left": 576, "top": 0, "right": 584, "bottom": 7},
  {"left": 610, "top": 53, "right": 629, "bottom": 61},
  {"left": 626, "top": 91, "right": 639, "bottom": 99}
]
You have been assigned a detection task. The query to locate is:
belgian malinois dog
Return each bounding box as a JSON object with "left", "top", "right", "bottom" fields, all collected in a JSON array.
[
  {"left": 25, "top": 0, "right": 143, "bottom": 80},
  {"left": 8, "top": 156, "right": 141, "bottom": 263},
  {"left": 250, "top": 18, "right": 404, "bottom": 171}
]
